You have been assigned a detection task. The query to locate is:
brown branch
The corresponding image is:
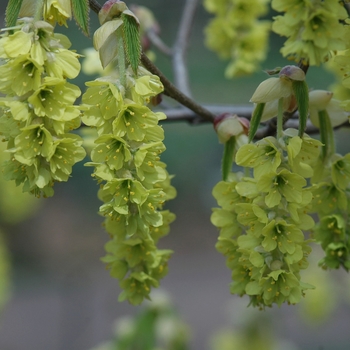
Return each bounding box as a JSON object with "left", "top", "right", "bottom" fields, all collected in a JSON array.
[
  {"left": 146, "top": 29, "right": 173, "bottom": 56},
  {"left": 88, "top": 0, "right": 101, "bottom": 14},
  {"left": 162, "top": 105, "right": 253, "bottom": 124},
  {"left": 162, "top": 106, "right": 350, "bottom": 139},
  {"left": 141, "top": 53, "right": 215, "bottom": 123}
]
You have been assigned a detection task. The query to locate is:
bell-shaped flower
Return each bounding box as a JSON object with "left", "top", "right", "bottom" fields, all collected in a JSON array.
[
  {"left": 90, "top": 135, "right": 132, "bottom": 172},
  {"left": 320, "top": 242, "right": 350, "bottom": 270},
  {"left": 212, "top": 179, "right": 242, "bottom": 211},
  {"left": 235, "top": 203, "right": 268, "bottom": 237},
  {"left": 284, "top": 128, "right": 322, "bottom": 178},
  {"left": 0, "top": 55, "right": 43, "bottom": 96},
  {"left": 28, "top": 77, "right": 80, "bottom": 119},
  {"left": 331, "top": 154, "right": 350, "bottom": 190},
  {"left": 236, "top": 137, "right": 281, "bottom": 179},
  {"left": 44, "top": 0, "right": 72, "bottom": 27},
  {"left": 261, "top": 219, "right": 304, "bottom": 256},
  {"left": 246, "top": 270, "right": 305, "bottom": 306},
  {"left": 82, "top": 79, "right": 124, "bottom": 135},
  {"left": 49, "top": 134, "right": 86, "bottom": 182},
  {"left": 113, "top": 103, "right": 161, "bottom": 141},
  {"left": 315, "top": 214, "right": 346, "bottom": 251},
  {"left": 311, "top": 182, "right": 347, "bottom": 216},
  {"left": 257, "top": 169, "right": 306, "bottom": 208}
]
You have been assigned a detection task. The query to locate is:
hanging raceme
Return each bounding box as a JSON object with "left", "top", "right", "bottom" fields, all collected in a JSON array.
[
  {"left": 0, "top": 10, "right": 86, "bottom": 197},
  {"left": 272, "top": 0, "right": 349, "bottom": 65},
  {"left": 212, "top": 128, "right": 320, "bottom": 308},
  {"left": 2, "top": 0, "right": 350, "bottom": 313},
  {"left": 210, "top": 0, "right": 350, "bottom": 305},
  {"left": 81, "top": 1, "right": 176, "bottom": 305},
  {"left": 204, "top": 0, "right": 270, "bottom": 77}
]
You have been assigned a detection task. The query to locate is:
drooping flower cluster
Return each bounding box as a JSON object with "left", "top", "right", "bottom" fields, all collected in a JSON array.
[
  {"left": 0, "top": 17, "right": 86, "bottom": 197},
  {"left": 310, "top": 152, "right": 350, "bottom": 270},
  {"left": 299, "top": 90, "right": 350, "bottom": 270},
  {"left": 212, "top": 130, "right": 322, "bottom": 307},
  {"left": 272, "top": 0, "right": 349, "bottom": 65},
  {"left": 325, "top": 50, "right": 350, "bottom": 112},
  {"left": 204, "top": 0, "right": 270, "bottom": 77},
  {"left": 82, "top": 66, "right": 176, "bottom": 305}
]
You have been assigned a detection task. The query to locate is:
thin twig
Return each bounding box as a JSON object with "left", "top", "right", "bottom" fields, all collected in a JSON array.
[
  {"left": 162, "top": 105, "right": 253, "bottom": 123},
  {"left": 161, "top": 105, "right": 350, "bottom": 139},
  {"left": 172, "top": 0, "right": 199, "bottom": 96},
  {"left": 88, "top": 0, "right": 101, "bottom": 15},
  {"left": 141, "top": 53, "right": 215, "bottom": 123},
  {"left": 146, "top": 29, "right": 173, "bottom": 56}
]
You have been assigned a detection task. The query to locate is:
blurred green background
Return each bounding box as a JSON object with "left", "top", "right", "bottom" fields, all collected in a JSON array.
[{"left": 1, "top": 1, "right": 350, "bottom": 350}]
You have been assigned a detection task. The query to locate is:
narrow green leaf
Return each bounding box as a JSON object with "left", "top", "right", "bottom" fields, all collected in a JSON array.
[
  {"left": 318, "top": 109, "right": 335, "bottom": 160},
  {"left": 5, "top": 0, "right": 24, "bottom": 27},
  {"left": 121, "top": 13, "right": 141, "bottom": 75},
  {"left": 292, "top": 80, "right": 309, "bottom": 137},
  {"left": 277, "top": 97, "right": 284, "bottom": 140},
  {"left": 318, "top": 111, "right": 328, "bottom": 160},
  {"left": 222, "top": 136, "right": 235, "bottom": 181},
  {"left": 116, "top": 26, "right": 126, "bottom": 86},
  {"left": 248, "top": 103, "right": 265, "bottom": 142},
  {"left": 71, "top": 0, "right": 90, "bottom": 36}
]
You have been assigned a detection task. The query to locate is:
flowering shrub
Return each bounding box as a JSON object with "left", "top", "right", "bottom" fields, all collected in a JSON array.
[{"left": 1, "top": 0, "right": 350, "bottom": 310}]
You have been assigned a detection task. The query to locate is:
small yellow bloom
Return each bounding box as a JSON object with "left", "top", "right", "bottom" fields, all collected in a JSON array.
[{"left": 44, "top": 0, "right": 72, "bottom": 26}]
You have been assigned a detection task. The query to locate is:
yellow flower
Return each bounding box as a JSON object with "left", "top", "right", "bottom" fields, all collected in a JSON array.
[{"left": 44, "top": 0, "right": 72, "bottom": 26}]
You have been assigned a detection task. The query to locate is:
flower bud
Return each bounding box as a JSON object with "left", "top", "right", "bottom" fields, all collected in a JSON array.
[
  {"left": 309, "top": 90, "right": 333, "bottom": 111},
  {"left": 279, "top": 65, "right": 305, "bottom": 81},
  {"left": 309, "top": 90, "right": 348, "bottom": 128},
  {"left": 214, "top": 113, "right": 249, "bottom": 144},
  {"left": 250, "top": 77, "right": 292, "bottom": 103}
]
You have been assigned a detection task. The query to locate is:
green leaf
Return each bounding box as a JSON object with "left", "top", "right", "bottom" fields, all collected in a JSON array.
[
  {"left": 249, "top": 103, "right": 265, "bottom": 142},
  {"left": 71, "top": 0, "right": 90, "bottom": 36},
  {"left": 122, "top": 12, "right": 141, "bottom": 74},
  {"left": 222, "top": 136, "right": 235, "bottom": 181},
  {"left": 5, "top": 0, "right": 24, "bottom": 27},
  {"left": 292, "top": 80, "right": 309, "bottom": 137},
  {"left": 318, "top": 109, "right": 335, "bottom": 160}
]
